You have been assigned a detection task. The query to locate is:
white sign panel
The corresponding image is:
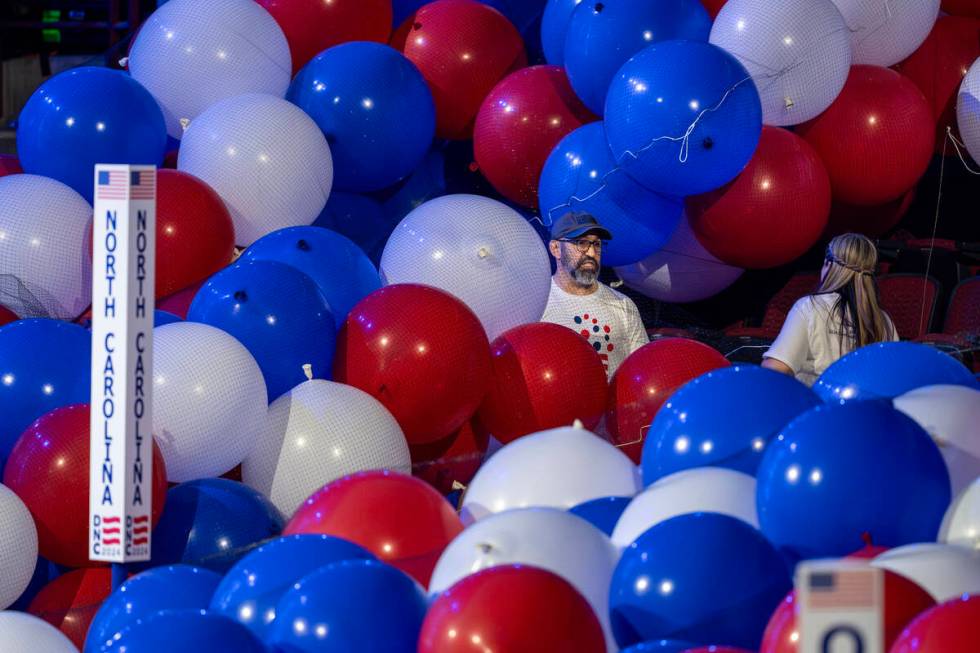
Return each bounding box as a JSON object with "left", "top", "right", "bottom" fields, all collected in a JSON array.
[
  {"left": 798, "top": 559, "right": 884, "bottom": 653},
  {"left": 89, "top": 164, "right": 156, "bottom": 563}
]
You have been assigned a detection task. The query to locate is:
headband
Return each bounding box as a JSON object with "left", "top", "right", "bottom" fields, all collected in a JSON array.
[{"left": 825, "top": 249, "right": 874, "bottom": 276}]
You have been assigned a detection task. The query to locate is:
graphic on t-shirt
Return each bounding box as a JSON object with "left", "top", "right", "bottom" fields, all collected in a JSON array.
[{"left": 572, "top": 313, "right": 614, "bottom": 369}]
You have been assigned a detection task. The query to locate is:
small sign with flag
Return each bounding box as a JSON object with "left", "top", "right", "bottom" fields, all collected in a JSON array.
[
  {"left": 798, "top": 560, "right": 884, "bottom": 653},
  {"left": 89, "top": 164, "right": 156, "bottom": 563}
]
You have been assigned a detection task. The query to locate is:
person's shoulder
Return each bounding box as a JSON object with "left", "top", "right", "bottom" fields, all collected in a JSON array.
[
  {"left": 795, "top": 293, "right": 836, "bottom": 313},
  {"left": 600, "top": 282, "right": 639, "bottom": 307}
]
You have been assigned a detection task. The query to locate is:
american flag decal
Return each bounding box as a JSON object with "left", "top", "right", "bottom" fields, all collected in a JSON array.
[
  {"left": 96, "top": 170, "right": 128, "bottom": 200},
  {"left": 101, "top": 515, "right": 122, "bottom": 546},
  {"left": 129, "top": 170, "right": 155, "bottom": 200},
  {"left": 95, "top": 169, "right": 155, "bottom": 200},
  {"left": 133, "top": 514, "right": 150, "bottom": 546},
  {"left": 806, "top": 569, "right": 876, "bottom": 609}
]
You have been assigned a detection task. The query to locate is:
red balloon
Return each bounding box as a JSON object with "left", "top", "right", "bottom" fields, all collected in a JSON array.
[
  {"left": 474, "top": 65, "right": 597, "bottom": 207},
  {"left": 761, "top": 575, "right": 935, "bottom": 653},
  {"left": 606, "top": 338, "right": 730, "bottom": 464},
  {"left": 0, "top": 305, "right": 18, "bottom": 326},
  {"left": 284, "top": 470, "right": 464, "bottom": 586},
  {"left": 156, "top": 170, "right": 235, "bottom": 297},
  {"left": 28, "top": 567, "right": 112, "bottom": 650},
  {"left": 941, "top": 0, "right": 980, "bottom": 19},
  {"left": 0, "top": 154, "right": 22, "bottom": 177},
  {"left": 410, "top": 418, "right": 490, "bottom": 494},
  {"left": 418, "top": 565, "right": 606, "bottom": 653},
  {"left": 687, "top": 126, "right": 831, "bottom": 269},
  {"left": 890, "top": 594, "right": 980, "bottom": 653},
  {"left": 699, "top": 0, "right": 729, "bottom": 19},
  {"left": 476, "top": 322, "right": 607, "bottom": 444},
  {"left": 333, "top": 284, "right": 492, "bottom": 445},
  {"left": 825, "top": 187, "right": 916, "bottom": 239},
  {"left": 3, "top": 404, "right": 168, "bottom": 568},
  {"left": 392, "top": 0, "right": 527, "bottom": 140},
  {"left": 256, "top": 0, "right": 393, "bottom": 74},
  {"left": 797, "top": 65, "right": 934, "bottom": 206},
  {"left": 156, "top": 280, "right": 205, "bottom": 319},
  {"left": 895, "top": 16, "right": 980, "bottom": 154}
]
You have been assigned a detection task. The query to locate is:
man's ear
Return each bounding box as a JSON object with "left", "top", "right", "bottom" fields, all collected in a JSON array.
[{"left": 548, "top": 240, "right": 561, "bottom": 259}]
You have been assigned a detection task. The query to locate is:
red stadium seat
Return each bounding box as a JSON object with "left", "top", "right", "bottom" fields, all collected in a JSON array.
[
  {"left": 942, "top": 277, "right": 980, "bottom": 339},
  {"left": 725, "top": 273, "right": 820, "bottom": 339},
  {"left": 877, "top": 274, "right": 940, "bottom": 340}
]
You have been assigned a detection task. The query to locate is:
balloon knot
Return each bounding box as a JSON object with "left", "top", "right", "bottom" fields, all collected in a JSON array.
[
  {"left": 861, "top": 531, "right": 873, "bottom": 547},
  {"left": 233, "top": 290, "right": 248, "bottom": 302},
  {"left": 297, "top": 239, "right": 311, "bottom": 252},
  {"left": 302, "top": 364, "right": 313, "bottom": 381}
]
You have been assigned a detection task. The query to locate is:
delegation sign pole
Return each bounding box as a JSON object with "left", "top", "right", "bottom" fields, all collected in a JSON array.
[{"left": 89, "top": 164, "right": 156, "bottom": 579}]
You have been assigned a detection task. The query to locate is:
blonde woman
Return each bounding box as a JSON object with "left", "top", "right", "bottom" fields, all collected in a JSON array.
[{"left": 762, "top": 233, "right": 898, "bottom": 386}]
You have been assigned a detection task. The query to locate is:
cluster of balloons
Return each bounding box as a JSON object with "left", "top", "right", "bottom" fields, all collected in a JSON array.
[{"left": 0, "top": 0, "right": 979, "bottom": 651}]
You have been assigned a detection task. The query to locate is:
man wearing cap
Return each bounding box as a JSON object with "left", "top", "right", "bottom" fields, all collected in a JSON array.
[{"left": 541, "top": 211, "right": 648, "bottom": 377}]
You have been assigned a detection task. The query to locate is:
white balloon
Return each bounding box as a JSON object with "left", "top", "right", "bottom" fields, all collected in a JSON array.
[
  {"left": 615, "top": 216, "right": 743, "bottom": 303},
  {"left": 940, "top": 477, "right": 980, "bottom": 551},
  {"left": 178, "top": 93, "right": 333, "bottom": 246},
  {"left": 0, "top": 485, "right": 37, "bottom": 609},
  {"left": 710, "top": 0, "right": 851, "bottom": 126},
  {"left": 153, "top": 322, "right": 268, "bottom": 482},
  {"left": 830, "top": 0, "right": 940, "bottom": 67},
  {"left": 460, "top": 425, "right": 641, "bottom": 522},
  {"left": 0, "top": 174, "right": 91, "bottom": 319},
  {"left": 893, "top": 384, "right": 980, "bottom": 497},
  {"left": 380, "top": 194, "right": 552, "bottom": 340},
  {"left": 128, "top": 0, "right": 291, "bottom": 139},
  {"left": 872, "top": 542, "right": 980, "bottom": 602},
  {"left": 611, "top": 467, "right": 758, "bottom": 549},
  {"left": 0, "top": 611, "right": 78, "bottom": 653},
  {"left": 430, "top": 507, "right": 620, "bottom": 652},
  {"left": 243, "top": 379, "right": 412, "bottom": 516},
  {"left": 957, "top": 58, "right": 980, "bottom": 165}
]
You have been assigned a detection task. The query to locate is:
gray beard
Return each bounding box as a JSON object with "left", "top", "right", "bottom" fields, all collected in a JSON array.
[
  {"left": 565, "top": 256, "right": 598, "bottom": 286},
  {"left": 572, "top": 267, "right": 598, "bottom": 286}
]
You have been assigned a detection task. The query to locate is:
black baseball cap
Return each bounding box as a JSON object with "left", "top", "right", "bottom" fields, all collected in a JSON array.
[{"left": 550, "top": 211, "right": 613, "bottom": 241}]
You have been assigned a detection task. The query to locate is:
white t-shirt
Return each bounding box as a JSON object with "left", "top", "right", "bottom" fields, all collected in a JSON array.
[
  {"left": 763, "top": 293, "right": 898, "bottom": 386},
  {"left": 540, "top": 279, "right": 649, "bottom": 377}
]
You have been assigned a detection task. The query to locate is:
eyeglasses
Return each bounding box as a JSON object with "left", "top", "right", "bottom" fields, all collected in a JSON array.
[{"left": 559, "top": 238, "right": 603, "bottom": 253}]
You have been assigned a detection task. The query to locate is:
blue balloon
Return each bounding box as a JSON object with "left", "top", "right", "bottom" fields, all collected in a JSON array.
[
  {"left": 481, "top": 0, "right": 548, "bottom": 33},
  {"left": 269, "top": 559, "right": 427, "bottom": 653},
  {"left": 10, "top": 556, "right": 62, "bottom": 611},
  {"left": 154, "top": 310, "right": 182, "bottom": 326},
  {"left": 622, "top": 641, "right": 700, "bottom": 653},
  {"left": 641, "top": 366, "right": 820, "bottom": 485},
  {"left": 241, "top": 227, "right": 381, "bottom": 331},
  {"left": 146, "top": 478, "right": 285, "bottom": 573},
  {"left": 610, "top": 512, "right": 791, "bottom": 649},
  {"left": 541, "top": 0, "right": 581, "bottom": 64},
  {"left": 757, "top": 400, "right": 951, "bottom": 561},
  {"left": 188, "top": 260, "right": 335, "bottom": 400},
  {"left": 211, "top": 534, "right": 375, "bottom": 638},
  {"left": 379, "top": 148, "right": 447, "bottom": 224},
  {"left": 564, "top": 0, "right": 711, "bottom": 115},
  {"left": 17, "top": 67, "right": 166, "bottom": 202},
  {"left": 313, "top": 192, "right": 395, "bottom": 265},
  {"left": 392, "top": 0, "right": 427, "bottom": 26},
  {"left": 85, "top": 565, "right": 222, "bottom": 653},
  {"left": 539, "top": 121, "right": 683, "bottom": 266},
  {"left": 569, "top": 496, "right": 631, "bottom": 536},
  {"left": 605, "top": 40, "right": 762, "bottom": 197},
  {"left": 100, "top": 610, "right": 267, "bottom": 653},
  {"left": 288, "top": 42, "right": 435, "bottom": 192},
  {"left": 0, "top": 319, "right": 90, "bottom": 471},
  {"left": 814, "top": 341, "right": 980, "bottom": 404}
]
